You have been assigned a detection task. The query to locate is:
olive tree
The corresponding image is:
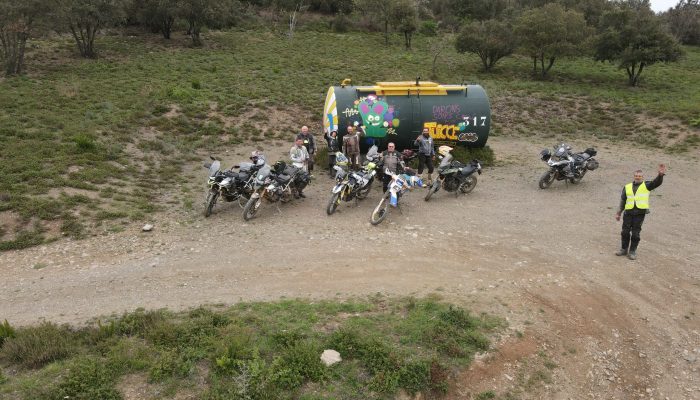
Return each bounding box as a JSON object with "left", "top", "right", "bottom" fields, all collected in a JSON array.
[
  {"left": 0, "top": 0, "right": 50, "bottom": 75},
  {"left": 594, "top": 3, "right": 683, "bottom": 86},
  {"left": 663, "top": 0, "right": 700, "bottom": 45},
  {"left": 140, "top": 0, "right": 178, "bottom": 39},
  {"left": 515, "top": 3, "right": 591, "bottom": 78},
  {"left": 178, "top": 0, "right": 237, "bottom": 46},
  {"left": 391, "top": 0, "right": 417, "bottom": 50},
  {"left": 57, "top": 0, "right": 126, "bottom": 58},
  {"left": 455, "top": 19, "right": 516, "bottom": 72}
]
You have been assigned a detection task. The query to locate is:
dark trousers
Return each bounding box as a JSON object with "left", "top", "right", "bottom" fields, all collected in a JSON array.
[
  {"left": 382, "top": 174, "right": 392, "bottom": 193},
  {"left": 417, "top": 154, "right": 434, "bottom": 174},
  {"left": 328, "top": 154, "right": 336, "bottom": 176},
  {"left": 621, "top": 212, "right": 646, "bottom": 252},
  {"left": 348, "top": 153, "right": 360, "bottom": 170},
  {"left": 307, "top": 154, "right": 314, "bottom": 172}
]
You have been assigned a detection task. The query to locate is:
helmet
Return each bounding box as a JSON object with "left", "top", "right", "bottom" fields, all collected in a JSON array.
[
  {"left": 438, "top": 145, "right": 453, "bottom": 157},
  {"left": 250, "top": 150, "right": 265, "bottom": 165}
]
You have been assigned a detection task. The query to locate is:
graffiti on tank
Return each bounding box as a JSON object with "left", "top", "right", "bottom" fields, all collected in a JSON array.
[
  {"left": 432, "top": 104, "right": 461, "bottom": 122},
  {"left": 354, "top": 95, "right": 400, "bottom": 138},
  {"left": 342, "top": 107, "right": 359, "bottom": 118},
  {"left": 424, "top": 122, "right": 479, "bottom": 142}
]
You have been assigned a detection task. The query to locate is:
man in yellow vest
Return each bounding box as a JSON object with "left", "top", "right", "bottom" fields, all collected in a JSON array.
[{"left": 615, "top": 164, "right": 666, "bottom": 260}]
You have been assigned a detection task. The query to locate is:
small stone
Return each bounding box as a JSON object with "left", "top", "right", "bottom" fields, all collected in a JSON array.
[
  {"left": 142, "top": 224, "right": 154, "bottom": 232},
  {"left": 320, "top": 349, "right": 342, "bottom": 366}
]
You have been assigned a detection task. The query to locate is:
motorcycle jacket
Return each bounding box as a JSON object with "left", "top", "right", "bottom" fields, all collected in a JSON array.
[
  {"left": 296, "top": 133, "right": 316, "bottom": 154},
  {"left": 380, "top": 150, "right": 404, "bottom": 174}
]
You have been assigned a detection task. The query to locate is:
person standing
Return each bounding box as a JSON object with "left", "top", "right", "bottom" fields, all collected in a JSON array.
[
  {"left": 379, "top": 142, "right": 405, "bottom": 193},
  {"left": 296, "top": 126, "right": 316, "bottom": 173},
  {"left": 414, "top": 127, "right": 435, "bottom": 187},
  {"left": 615, "top": 164, "right": 666, "bottom": 260},
  {"left": 324, "top": 129, "right": 340, "bottom": 178},
  {"left": 343, "top": 125, "right": 361, "bottom": 169}
]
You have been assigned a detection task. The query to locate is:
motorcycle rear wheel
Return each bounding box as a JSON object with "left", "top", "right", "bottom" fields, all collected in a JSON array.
[
  {"left": 539, "top": 171, "right": 555, "bottom": 189},
  {"left": 204, "top": 191, "right": 219, "bottom": 217},
  {"left": 459, "top": 175, "right": 478, "bottom": 194},
  {"left": 326, "top": 192, "right": 341, "bottom": 215},
  {"left": 370, "top": 192, "right": 390, "bottom": 225},
  {"left": 242, "top": 197, "right": 262, "bottom": 221}
]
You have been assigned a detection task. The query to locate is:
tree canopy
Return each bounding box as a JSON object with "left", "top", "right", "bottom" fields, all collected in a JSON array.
[
  {"left": 515, "top": 3, "right": 591, "bottom": 78},
  {"left": 594, "top": 1, "right": 684, "bottom": 86}
]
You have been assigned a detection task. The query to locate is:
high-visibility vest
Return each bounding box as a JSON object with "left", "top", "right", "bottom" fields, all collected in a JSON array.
[{"left": 625, "top": 182, "right": 650, "bottom": 210}]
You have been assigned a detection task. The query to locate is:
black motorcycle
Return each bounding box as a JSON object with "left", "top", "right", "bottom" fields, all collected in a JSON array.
[
  {"left": 203, "top": 154, "right": 265, "bottom": 217},
  {"left": 242, "top": 161, "right": 310, "bottom": 221},
  {"left": 424, "top": 156, "right": 482, "bottom": 201},
  {"left": 538, "top": 144, "right": 599, "bottom": 189}
]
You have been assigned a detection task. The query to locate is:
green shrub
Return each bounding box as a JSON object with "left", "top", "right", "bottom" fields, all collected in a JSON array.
[
  {"left": 0, "top": 229, "right": 45, "bottom": 251},
  {"left": 0, "top": 319, "right": 16, "bottom": 347},
  {"left": 149, "top": 349, "right": 195, "bottom": 382},
  {"left": 399, "top": 359, "right": 431, "bottom": 394},
  {"left": 1, "top": 322, "right": 72, "bottom": 368},
  {"left": 72, "top": 134, "right": 98, "bottom": 153},
  {"left": 476, "top": 390, "right": 497, "bottom": 399},
  {"left": 420, "top": 20, "right": 438, "bottom": 36},
  {"left": 332, "top": 12, "right": 349, "bottom": 33},
  {"left": 451, "top": 145, "right": 495, "bottom": 167},
  {"left": 54, "top": 356, "right": 121, "bottom": 400},
  {"left": 273, "top": 341, "right": 326, "bottom": 389},
  {"left": 114, "top": 309, "right": 167, "bottom": 336}
]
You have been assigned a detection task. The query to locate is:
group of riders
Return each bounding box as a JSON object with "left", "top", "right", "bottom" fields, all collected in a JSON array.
[{"left": 290, "top": 123, "right": 450, "bottom": 193}]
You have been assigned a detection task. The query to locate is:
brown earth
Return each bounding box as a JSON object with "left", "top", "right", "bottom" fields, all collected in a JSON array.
[{"left": 1, "top": 136, "right": 698, "bottom": 399}]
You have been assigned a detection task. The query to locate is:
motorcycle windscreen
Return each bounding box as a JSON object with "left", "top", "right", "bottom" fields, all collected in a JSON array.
[{"left": 208, "top": 160, "right": 221, "bottom": 176}]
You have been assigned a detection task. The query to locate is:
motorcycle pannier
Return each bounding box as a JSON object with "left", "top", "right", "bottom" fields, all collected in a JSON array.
[
  {"left": 586, "top": 159, "right": 599, "bottom": 170},
  {"left": 584, "top": 148, "right": 597, "bottom": 157}
]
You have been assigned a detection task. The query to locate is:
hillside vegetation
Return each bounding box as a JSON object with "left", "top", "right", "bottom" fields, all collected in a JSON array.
[{"left": 0, "top": 28, "right": 698, "bottom": 249}]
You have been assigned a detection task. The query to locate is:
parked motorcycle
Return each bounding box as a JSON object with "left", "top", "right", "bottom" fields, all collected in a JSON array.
[
  {"left": 424, "top": 146, "right": 481, "bottom": 201},
  {"left": 203, "top": 152, "right": 265, "bottom": 217},
  {"left": 369, "top": 169, "right": 422, "bottom": 226},
  {"left": 326, "top": 147, "right": 379, "bottom": 215},
  {"left": 242, "top": 161, "right": 310, "bottom": 221},
  {"left": 538, "top": 144, "right": 599, "bottom": 189}
]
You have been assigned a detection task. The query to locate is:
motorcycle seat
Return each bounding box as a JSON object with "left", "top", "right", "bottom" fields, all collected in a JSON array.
[
  {"left": 275, "top": 174, "right": 292, "bottom": 183},
  {"left": 461, "top": 165, "right": 477, "bottom": 175}
]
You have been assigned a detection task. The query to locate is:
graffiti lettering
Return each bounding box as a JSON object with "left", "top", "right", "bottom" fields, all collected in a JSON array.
[
  {"left": 432, "top": 104, "right": 461, "bottom": 122},
  {"left": 458, "top": 132, "right": 479, "bottom": 142},
  {"left": 424, "top": 122, "right": 459, "bottom": 141},
  {"left": 342, "top": 108, "right": 359, "bottom": 117},
  {"left": 386, "top": 127, "right": 398, "bottom": 136}
]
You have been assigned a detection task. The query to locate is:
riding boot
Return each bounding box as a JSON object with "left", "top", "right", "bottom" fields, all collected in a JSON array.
[
  {"left": 427, "top": 173, "right": 433, "bottom": 186},
  {"left": 421, "top": 173, "right": 429, "bottom": 188}
]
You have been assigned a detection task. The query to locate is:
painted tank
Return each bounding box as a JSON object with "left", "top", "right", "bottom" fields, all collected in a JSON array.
[{"left": 323, "top": 80, "right": 490, "bottom": 151}]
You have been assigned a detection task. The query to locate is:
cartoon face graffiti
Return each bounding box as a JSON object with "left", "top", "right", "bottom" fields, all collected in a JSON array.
[{"left": 357, "top": 95, "right": 394, "bottom": 138}]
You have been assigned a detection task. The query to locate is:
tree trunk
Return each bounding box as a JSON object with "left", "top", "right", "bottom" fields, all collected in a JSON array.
[
  {"left": 161, "top": 16, "right": 174, "bottom": 39},
  {"left": 532, "top": 56, "right": 537, "bottom": 74},
  {"left": 384, "top": 19, "right": 389, "bottom": 46},
  {"left": 540, "top": 55, "right": 545, "bottom": 78},
  {"left": 544, "top": 57, "right": 555, "bottom": 76},
  {"left": 479, "top": 51, "right": 489, "bottom": 71},
  {"left": 626, "top": 63, "right": 637, "bottom": 86}
]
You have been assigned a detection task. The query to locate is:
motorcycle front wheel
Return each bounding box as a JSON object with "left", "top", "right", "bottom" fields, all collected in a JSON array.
[
  {"left": 424, "top": 181, "right": 440, "bottom": 201},
  {"left": 459, "top": 175, "right": 478, "bottom": 194},
  {"left": 204, "top": 191, "right": 219, "bottom": 217},
  {"left": 538, "top": 171, "right": 555, "bottom": 189},
  {"left": 242, "top": 197, "right": 262, "bottom": 221},
  {"left": 326, "top": 192, "right": 341, "bottom": 215},
  {"left": 370, "top": 192, "right": 390, "bottom": 225}
]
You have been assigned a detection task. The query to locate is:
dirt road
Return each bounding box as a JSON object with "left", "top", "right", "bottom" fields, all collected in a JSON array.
[{"left": 1, "top": 136, "right": 698, "bottom": 399}]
